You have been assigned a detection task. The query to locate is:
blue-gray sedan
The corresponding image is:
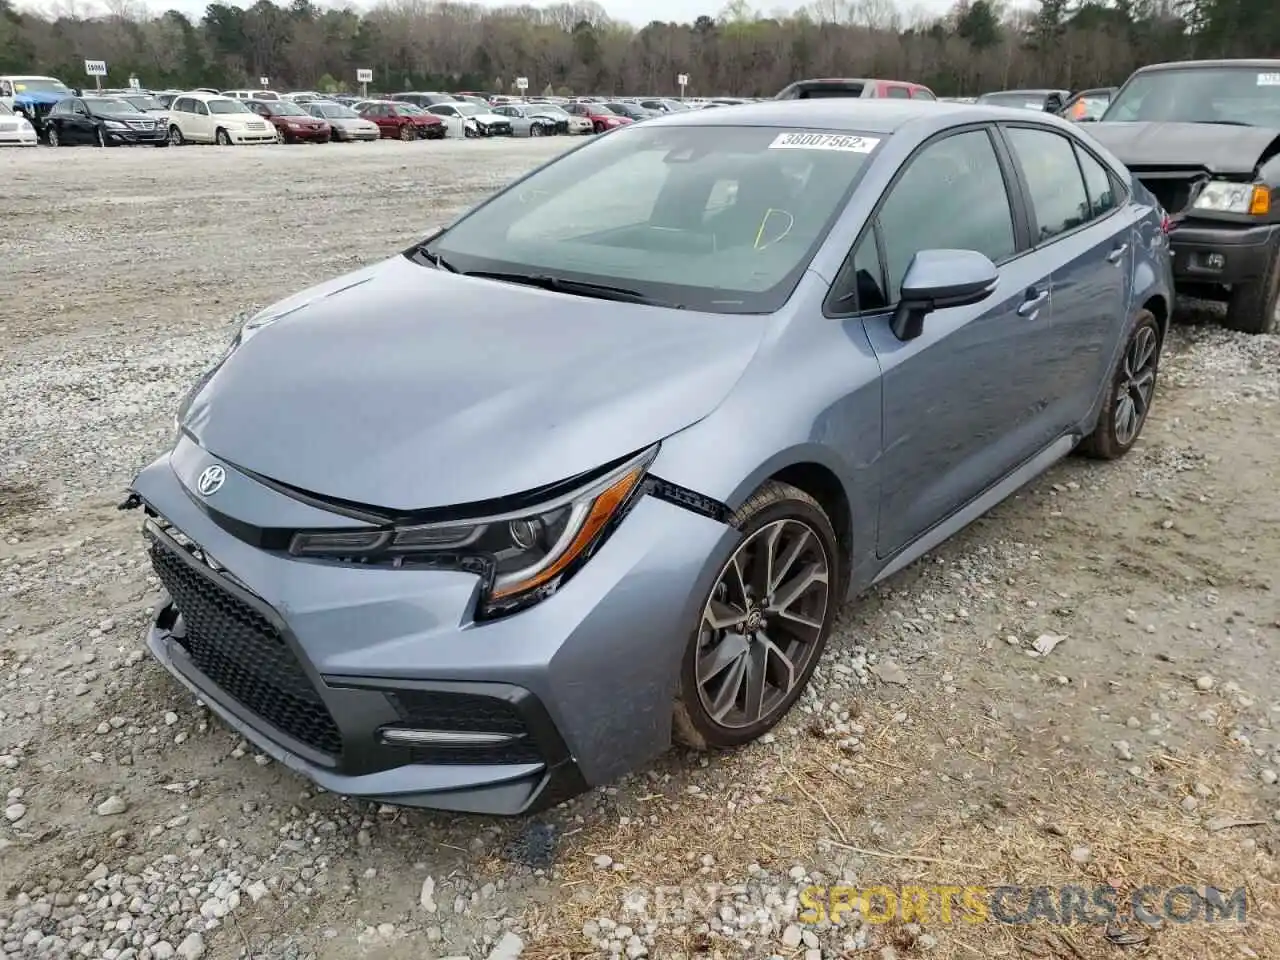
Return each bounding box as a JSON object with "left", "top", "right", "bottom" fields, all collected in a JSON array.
[{"left": 128, "top": 100, "right": 1175, "bottom": 815}]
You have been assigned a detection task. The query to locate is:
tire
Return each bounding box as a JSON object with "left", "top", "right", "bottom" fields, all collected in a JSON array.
[
  {"left": 1222, "top": 246, "right": 1280, "bottom": 335},
  {"left": 593, "top": 121, "right": 605, "bottom": 134},
  {"left": 672, "top": 481, "right": 840, "bottom": 750},
  {"left": 399, "top": 123, "right": 415, "bottom": 142},
  {"left": 48, "top": 126, "right": 61, "bottom": 147},
  {"left": 1077, "top": 309, "right": 1161, "bottom": 460},
  {"left": 530, "top": 123, "right": 544, "bottom": 137},
  {"left": 215, "top": 128, "right": 231, "bottom": 146},
  {"left": 94, "top": 127, "right": 106, "bottom": 147},
  {"left": 168, "top": 125, "right": 184, "bottom": 146}
]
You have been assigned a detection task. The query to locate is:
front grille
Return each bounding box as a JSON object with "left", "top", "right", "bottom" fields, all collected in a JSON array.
[
  {"left": 149, "top": 537, "right": 343, "bottom": 757},
  {"left": 1138, "top": 175, "right": 1198, "bottom": 216},
  {"left": 386, "top": 689, "right": 542, "bottom": 765}
]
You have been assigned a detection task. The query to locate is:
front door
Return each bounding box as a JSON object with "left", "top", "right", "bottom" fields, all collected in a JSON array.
[{"left": 856, "top": 126, "right": 1057, "bottom": 558}]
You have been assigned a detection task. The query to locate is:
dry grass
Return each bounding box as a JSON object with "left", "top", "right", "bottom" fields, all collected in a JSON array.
[{"left": 513, "top": 699, "right": 1279, "bottom": 959}]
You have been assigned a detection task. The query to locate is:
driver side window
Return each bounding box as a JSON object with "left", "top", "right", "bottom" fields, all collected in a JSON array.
[{"left": 877, "top": 128, "right": 1016, "bottom": 303}]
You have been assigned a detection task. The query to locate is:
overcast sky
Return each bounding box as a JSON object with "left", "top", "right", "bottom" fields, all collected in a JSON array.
[{"left": 21, "top": 0, "right": 955, "bottom": 27}]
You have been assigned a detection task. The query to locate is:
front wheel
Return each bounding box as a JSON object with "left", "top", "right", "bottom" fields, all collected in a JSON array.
[
  {"left": 48, "top": 126, "right": 62, "bottom": 147},
  {"left": 215, "top": 128, "right": 232, "bottom": 146},
  {"left": 1223, "top": 248, "right": 1280, "bottom": 335},
  {"left": 1077, "top": 309, "right": 1161, "bottom": 460},
  {"left": 168, "top": 125, "right": 184, "bottom": 146},
  {"left": 673, "top": 481, "right": 839, "bottom": 750},
  {"left": 94, "top": 127, "right": 107, "bottom": 147},
  {"left": 530, "top": 123, "right": 544, "bottom": 137},
  {"left": 399, "top": 123, "right": 415, "bottom": 141}
]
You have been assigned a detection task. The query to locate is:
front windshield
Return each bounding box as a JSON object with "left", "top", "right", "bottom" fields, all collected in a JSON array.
[
  {"left": 270, "top": 101, "right": 309, "bottom": 116},
  {"left": 209, "top": 99, "right": 251, "bottom": 114},
  {"left": 0, "top": 103, "right": 13, "bottom": 116},
  {"left": 124, "top": 95, "right": 163, "bottom": 111},
  {"left": 317, "top": 104, "right": 357, "bottom": 118},
  {"left": 426, "top": 124, "right": 883, "bottom": 314},
  {"left": 394, "top": 104, "right": 424, "bottom": 115},
  {"left": 84, "top": 97, "right": 140, "bottom": 112},
  {"left": 978, "top": 92, "right": 1046, "bottom": 109},
  {"left": 11, "top": 78, "right": 70, "bottom": 95},
  {"left": 1103, "top": 67, "right": 1280, "bottom": 126},
  {"left": 536, "top": 105, "right": 568, "bottom": 117},
  {"left": 451, "top": 103, "right": 482, "bottom": 116}
]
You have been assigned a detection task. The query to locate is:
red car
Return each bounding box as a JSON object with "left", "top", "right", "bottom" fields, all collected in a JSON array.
[
  {"left": 774, "top": 78, "right": 937, "bottom": 100},
  {"left": 564, "top": 101, "right": 634, "bottom": 134},
  {"left": 246, "top": 99, "right": 332, "bottom": 142},
  {"left": 357, "top": 101, "right": 446, "bottom": 140}
]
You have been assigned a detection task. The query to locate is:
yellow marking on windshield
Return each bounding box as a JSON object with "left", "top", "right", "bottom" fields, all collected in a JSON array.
[{"left": 754, "top": 209, "right": 795, "bottom": 250}]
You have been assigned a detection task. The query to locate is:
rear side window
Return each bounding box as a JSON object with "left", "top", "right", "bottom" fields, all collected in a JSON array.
[
  {"left": 1074, "top": 145, "right": 1119, "bottom": 219},
  {"left": 1005, "top": 126, "right": 1091, "bottom": 241},
  {"left": 876, "top": 128, "right": 1017, "bottom": 302},
  {"left": 885, "top": 86, "right": 912, "bottom": 99}
]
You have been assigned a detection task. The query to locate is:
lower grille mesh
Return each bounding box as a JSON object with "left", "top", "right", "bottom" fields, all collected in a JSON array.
[{"left": 149, "top": 539, "right": 343, "bottom": 757}]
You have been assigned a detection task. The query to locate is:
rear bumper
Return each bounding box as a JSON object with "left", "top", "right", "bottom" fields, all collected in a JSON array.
[
  {"left": 1169, "top": 221, "right": 1280, "bottom": 287},
  {"left": 129, "top": 444, "right": 732, "bottom": 814}
]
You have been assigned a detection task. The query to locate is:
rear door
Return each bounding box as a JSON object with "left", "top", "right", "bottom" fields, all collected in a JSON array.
[{"left": 998, "top": 123, "right": 1133, "bottom": 435}]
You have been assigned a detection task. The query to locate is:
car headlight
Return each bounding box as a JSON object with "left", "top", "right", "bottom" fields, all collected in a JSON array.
[
  {"left": 105, "top": 120, "right": 127, "bottom": 129},
  {"left": 289, "top": 446, "right": 657, "bottom": 618},
  {"left": 1193, "top": 181, "right": 1271, "bottom": 216}
]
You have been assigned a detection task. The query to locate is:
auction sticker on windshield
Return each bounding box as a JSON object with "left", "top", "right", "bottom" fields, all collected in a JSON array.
[
  {"left": 1257, "top": 73, "right": 1280, "bottom": 86},
  {"left": 769, "top": 132, "right": 880, "bottom": 152}
]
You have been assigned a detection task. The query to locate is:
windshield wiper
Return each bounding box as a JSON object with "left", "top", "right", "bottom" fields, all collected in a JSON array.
[
  {"left": 1192, "top": 119, "right": 1252, "bottom": 126},
  {"left": 417, "top": 245, "right": 459, "bottom": 273},
  {"left": 464, "top": 271, "right": 683, "bottom": 308}
]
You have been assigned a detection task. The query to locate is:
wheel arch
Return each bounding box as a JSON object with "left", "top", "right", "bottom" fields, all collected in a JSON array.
[
  {"left": 1142, "top": 292, "right": 1169, "bottom": 344},
  {"left": 765, "top": 462, "right": 853, "bottom": 574}
]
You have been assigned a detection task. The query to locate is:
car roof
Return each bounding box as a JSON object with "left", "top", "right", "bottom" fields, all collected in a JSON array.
[
  {"left": 981, "top": 88, "right": 1061, "bottom": 95},
  {"left": 638, "top": 98, "right": 1010, "bottom": 134},
  {"left": 1134, "top": 58, "right": 1280, "bottom": 73}
]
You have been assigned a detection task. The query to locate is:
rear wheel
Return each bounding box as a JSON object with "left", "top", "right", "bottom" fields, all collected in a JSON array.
[
  {"left": 673, "top": 481, "right": 839, "bottom": 750},
  {"left": 1078, "top": 309, "right": 1161, "bottom": 460},
  {"left": 1223, "top": 247, "right": 1280, "bottom": 335}
]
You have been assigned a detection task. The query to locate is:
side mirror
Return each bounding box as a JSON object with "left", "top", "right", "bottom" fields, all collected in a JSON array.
[{"left": 891, "top": 249, "right": 998, "bottom": 341}]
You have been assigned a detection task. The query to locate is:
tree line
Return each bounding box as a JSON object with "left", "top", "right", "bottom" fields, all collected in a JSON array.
[{"left": 0, "top": 0, "right": 1276, "bottom": 99}]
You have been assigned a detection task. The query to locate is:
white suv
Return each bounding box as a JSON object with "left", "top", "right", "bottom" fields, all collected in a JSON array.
[{"left": 166, "top": 92, "right": 277, "bottom": 145}]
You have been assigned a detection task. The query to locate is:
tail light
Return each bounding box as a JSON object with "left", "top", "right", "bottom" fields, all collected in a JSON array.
[{"left": 1160, "top": 213, "right": 1173, "bottom": 234}]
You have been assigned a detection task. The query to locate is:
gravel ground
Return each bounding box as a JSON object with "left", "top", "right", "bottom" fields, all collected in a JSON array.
[{"left": 2, "top": 140, "right": 1279, "bottom": 960}]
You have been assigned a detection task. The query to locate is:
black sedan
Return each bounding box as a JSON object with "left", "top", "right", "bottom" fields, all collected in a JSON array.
[
  {"left": 602, "top": 101, "right": 655, "bottom": 122},
  {"left": 45, "top": 96, "right": 168, "bottom": 147}
]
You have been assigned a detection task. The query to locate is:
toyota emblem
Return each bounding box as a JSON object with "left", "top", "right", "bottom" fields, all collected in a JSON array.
[{"left": 196, "top": 465, "right": 226, "bottom": 496}]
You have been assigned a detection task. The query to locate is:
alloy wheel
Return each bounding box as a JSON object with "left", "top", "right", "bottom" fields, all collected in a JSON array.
[
  {"left": 216, "top": 129, "right": 231, "bottom": 146},
  {"left": 168, "top": 126, "right": 183, "bottom": 146},
  {"left": 694, "top": 519, "right": 830, "bottom": 730},
  {"left": 531, "top": 123, "right": 543, "bottom": 137},
  {"left": 95, "top": 128, "right": 105, "bottom": 147},
  {"left": 1114, "top": 323, "right": 1158, "bottom": 446},
  {"left": 48, "top": 127, "right": 60, "bottom": 147}
]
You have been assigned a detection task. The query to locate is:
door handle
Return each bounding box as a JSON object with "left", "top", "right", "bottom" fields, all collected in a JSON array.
[
  {"left": 1017, "top": 289, "right": 1050, "bottom": 317},
  {"left": 1106, "top": 242, "right": 1129, "bottom": 264}
]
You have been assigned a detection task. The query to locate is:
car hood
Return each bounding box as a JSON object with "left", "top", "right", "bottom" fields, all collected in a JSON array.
[
  {"left": 1086, "top": 121, "right": 1280, "bottom": 176},
  {"left": 183, "top": 255, "right": 768, "bottom": 512}
]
